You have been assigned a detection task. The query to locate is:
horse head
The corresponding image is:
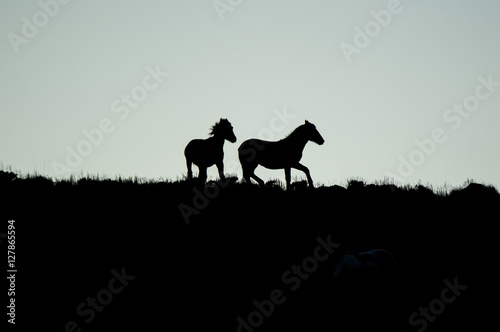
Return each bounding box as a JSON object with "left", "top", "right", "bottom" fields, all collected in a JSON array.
[
  {"left": 304, "top": 120, "right": 325, "bottom": 145},
  {"left": 211, "top": 118, "right": 237, "bottom": 143}
]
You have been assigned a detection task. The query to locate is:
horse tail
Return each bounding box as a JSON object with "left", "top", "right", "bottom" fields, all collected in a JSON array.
[
  {"left": 238, "top": 140, "right": 260, "bottom": 165},
  {"left": 237, "top": 143, "right": 248, "bottom": 181},
  {"left": 238, "top": 140, "right": 256, "bottom": 181},
  {"left": 184, "top": 141, "right": 194, "bottom": 179}
]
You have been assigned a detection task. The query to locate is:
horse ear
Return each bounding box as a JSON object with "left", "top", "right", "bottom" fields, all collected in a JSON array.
[{"left": 305, "top": 120, "right": 309, "bottom": 124}]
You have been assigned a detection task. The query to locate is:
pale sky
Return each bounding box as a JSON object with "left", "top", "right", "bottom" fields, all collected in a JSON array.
[{"left": 1, "top": 0, "right": 499, "bottom": 189}]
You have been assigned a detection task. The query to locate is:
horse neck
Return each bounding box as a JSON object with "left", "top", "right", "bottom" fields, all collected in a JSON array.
[
  {"left": 284, "top": 128, "right": 309, "bottom": 151},
  {"left": 208, "top": 134, "right": 225, "bottom": 146}
]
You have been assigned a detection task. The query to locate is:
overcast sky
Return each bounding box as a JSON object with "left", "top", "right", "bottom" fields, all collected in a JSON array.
[{"left": 1, "top": 0, "right": 499, "bottom": 189}]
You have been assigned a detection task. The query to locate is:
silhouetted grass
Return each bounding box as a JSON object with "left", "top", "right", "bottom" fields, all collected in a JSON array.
[
  {"left": 2, "top": 169, "right": 496, "bottom": 196},
  {"left": 1, "top": 170, "right": 498, "bottom": 331}
]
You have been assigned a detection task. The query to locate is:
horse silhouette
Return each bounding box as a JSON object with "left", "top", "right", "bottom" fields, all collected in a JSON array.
[
  {"left": 184, "top": 118, "right": 237, "bottom": 184},
  {"left": 238, "top": 120, "right": 324, "bottom": 190}
]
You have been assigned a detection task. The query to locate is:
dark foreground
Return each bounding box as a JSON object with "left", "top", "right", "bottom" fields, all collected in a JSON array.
[{"left": 1, "top": 172, "right": 498, "bottom": 331}]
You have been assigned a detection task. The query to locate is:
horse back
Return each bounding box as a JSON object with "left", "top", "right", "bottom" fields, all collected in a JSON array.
[
  {"left": 238, "top": 138, "right": 303, "bottom": 167},
  {"left": 185, "top": 138, "right": 223, "bottom": 166}
]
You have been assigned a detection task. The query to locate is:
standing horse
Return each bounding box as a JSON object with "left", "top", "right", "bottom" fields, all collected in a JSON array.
[
  {"left": 238, "top": 120, "right": 324, "bottom": 190},
  {"left": 184, "top": 118, "right": 237, "bottom": 184}
]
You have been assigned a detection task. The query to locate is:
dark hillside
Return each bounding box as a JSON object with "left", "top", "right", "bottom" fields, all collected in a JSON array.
[{"left": 1, "top": 171, "right": 498, "bottom": 331}]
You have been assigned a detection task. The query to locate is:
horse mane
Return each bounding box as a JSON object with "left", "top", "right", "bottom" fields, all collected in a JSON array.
[
  {"left": 209, "top": 118, "right": 230, "bottom": 136},
  {"left": 285, "top": 122, "right": 307, "bottom": 139}
]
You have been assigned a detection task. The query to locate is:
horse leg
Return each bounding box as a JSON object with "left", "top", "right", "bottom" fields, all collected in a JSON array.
[
  {"left": 243, "top": 163, "right": 264, "bottom": 187},
  {"left": 242, "top": 167, "right": 252, "bottom": 184},
  {"left": 250, "top": 173, "right": 265, "bottom": 187},
  {"left": 198, "top": 166, "right": 207, "bottom": 185},
  {"left": 292, "top": 162, "right": 314, "bottom": 188},
  {"left": 284, "top": 167, "right": 291, "bottom": 190},
  {"left": 216, "top": 161, "right": 225, "bottom": 181},
  {"left": 186, "top": 158, "right": 193, "bottom": 180}
]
